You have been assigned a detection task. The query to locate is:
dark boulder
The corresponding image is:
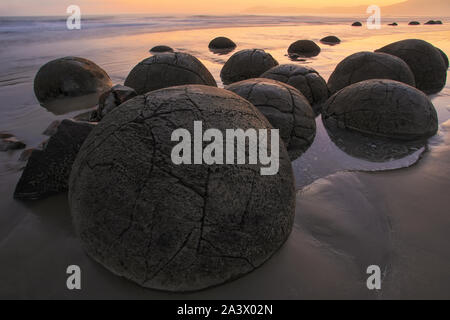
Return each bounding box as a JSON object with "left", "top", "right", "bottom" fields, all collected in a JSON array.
[
  {"left": 409, "top": 21, "right": 420, "bottom": 25},
  {"left": 220, "top": 49, "right": 279, "bottom": 85},
  {"left": 322, "top": 79, "right": 438, "bottom": 141},
  {"left": 69, "top": 85, "right": 295, "bottom": 292},
  {"left": 287, "top": 40, "right": 321, "bottom": 58},
  {"left": 34, "top": 57, "right": 112, "bottom": 104},
  {"left": 388, "top": 22, "right": 398, "bottom": 26},
  {"left": 226, "top": 78, "right": 316, "bottom": 160},
  {"left": 261, "top": 64, "right": 329, "bottom": 113},
  {"left": 376, "top": 39, "right": 447, "bottom": 94},
  {"left": 327, "top": 51, "right": 416, "bottom": 94},
  {"left": 352, "top": 22, "right": 363, "bottom": 27},
  {"left": 150, "top": 45, "right": 174, "bottom": 53},
  {"left": 14, "top": 120, "right": 96, "bottom": 200},
  {"left": 320, "top": 36, "right": 341, "bottom": 45},
  {"left": 209, "top": 37, "right": 236, "bottom": 49},
  {"left": 125, "top": 52, "right": 217, "bottom": 95}
]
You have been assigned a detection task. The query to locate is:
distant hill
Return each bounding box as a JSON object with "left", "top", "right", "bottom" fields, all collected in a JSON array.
[{"left": 245, "top": 0, "right": 450, "bottom": 16}]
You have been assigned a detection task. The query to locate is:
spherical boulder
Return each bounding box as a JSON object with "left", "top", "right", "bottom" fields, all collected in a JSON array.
[
  {"left": 322, "top": 79, "right": 438, "bottom": 141},
  {"left": 226, "top": 78, "right": 316, "bottom": 160},
  {"left": 320, "top": 36, "right": 341, "bottom": 45},
  {"left": 150, "top": 45, "right": 174, "bottom": 53},
  {"left": 352, "top": 22, "right": 362, "bottom": 27},
  {"left": 124, "top": 52, "right": 217, "bottom": 95},
  {"left": 69, "top": 85, "right": 295, "bottom": 292},
  {"left": 220, "top": 49, "right": 278, "bottom": 85},
  {"left": 287, "top": 40, "right": 321, "bottom": 58},
  {"left": 261, "top": 64, "right": 328, "bottom": 113},
  {"left": 376, "top": 39, "right": 447, "bottom": 94},
  {"left": 327, "top": 51, "right": 416, "bottom": 94},
  {"left": 409, "top": 21, "right": 420, "bottom": 25},
  {"left": 209, "top": 37, "right": 236, "bottom": 50},
  {"left": 34, "top": 57, "right": 112, "bottom": 103}
]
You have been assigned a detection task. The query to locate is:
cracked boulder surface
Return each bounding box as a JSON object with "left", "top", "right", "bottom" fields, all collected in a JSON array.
[
  {"left": 375, "top": 39, "right": 448, "bottom": 94},
  {"left": 14, "top": 119, "right": 96, "bottom": 200},
  {"left": 261, "top": 64, "right": 329, "bottom": 114},
  {"left": 323, "top": 79, "right": 438, "bottom": 141},
  {"left": 220, "top": 49, "right": 279, "bottom": 85},
  {"left": 91, "top": 85, "right": 137, "bottom": 121},
  {"left": 287, "top": 40, "right": 321, "bottom": 58},
  {"left": 34, "top": 57, "right": 112, "bottom": 104},
  {"left": 69, "top": 85, "right": 295, "bottom": 292},
  {"left": 327, "top": 52, "right": 416, "bottom": 95},
  {"left": 124, "top": 52, "right": 217, "bottom": 95},
  {"left": 226, "top": 78, "right": 316, "bottom": 161}
]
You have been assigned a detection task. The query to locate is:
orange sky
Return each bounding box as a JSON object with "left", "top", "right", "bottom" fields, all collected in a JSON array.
[{"left": 1, "top": 0, "right": 410, "bottom": 15}]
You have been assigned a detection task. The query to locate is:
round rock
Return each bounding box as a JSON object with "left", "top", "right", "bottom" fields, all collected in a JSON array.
[
  {"left": 352, "top": 22, "right": 363, "bottom": 27},
  {"left": 226, "top": 78, "right": 316, "bottom": 160},
  {"left": 124, "top": 52, "right": 217, "bottom": 95},
  {"left": 409, "top": 21, "right": 420, "bottom": 25},
  {"left": 69, "top": 85, "right": 295, "bottom": 292},
  {"left": 220, "top": 49, "right": 279, "bottom": 85},
  {"left": 320, "top": 36, "right": 341, "bottom": 45},
  {"left": 208, "top": 37, "right": 236, "bottom": 49},
  {"left": 322, "top": 79, "right": 438, "bottom": 141},
  {"left": 287, "top": 40, "right": 321, "bottom": 58},
  {"left": 261, "top": 64, "right": 329, "bottom": 113},
  {"left": 34, "top": 57, "right": 112, "bottom": 103},
  {"left": 376, "top": 39, "right": 447, "bottom": 94},
  {"left": 327, "top": 51, "right": 416, "bottom": 94},
  {"left": 150, "top": 45, "right": 174, "bottom": 53}
]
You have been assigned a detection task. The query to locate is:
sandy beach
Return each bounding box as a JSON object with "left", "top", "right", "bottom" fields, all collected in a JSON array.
[{"left": 0, "top": 15, "right": 449, "bottom": 299}]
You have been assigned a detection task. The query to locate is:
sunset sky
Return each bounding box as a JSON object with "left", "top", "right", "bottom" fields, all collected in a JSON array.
[
  {"left": 0, "top": 0, "right": 447, "bottom": 16},
  {"left": 1, "top": 0, "right": 406, "bottom": 15}
]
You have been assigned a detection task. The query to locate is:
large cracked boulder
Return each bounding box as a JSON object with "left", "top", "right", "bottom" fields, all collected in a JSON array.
[
  {"left": 220, "top": 49, "right": 279, "bottom": 85},
  {"left": 69, "top": 85, "right": 295, "bottom": 292},
  {"left": 124, "top": 52, "right": 217, "bottom": 95},
  {"left": 376, "top": 39, "right": 448, "bottom": 94},
  {"left": 327, "top": 52, "right": 416, "bottom": 94},
  {"left": 287, "top": 40, "right": 321, "bottom": 58},
  {"left": 261, "top": 64, "right": 329, "bottom": 113},
  {"left": 322, "top": 79, "right": 438, "bottom": 141},
  {"left": 226, "top": 78, "right": 316, "bottom": 160},
  {"left": 14, "top": 120, "right": 96, "bottom": 200},
  {"left": 34, "top": 57, "right": 112, "bottom": 103}
]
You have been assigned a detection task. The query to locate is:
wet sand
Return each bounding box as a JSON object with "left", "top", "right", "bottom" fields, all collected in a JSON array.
[{"left": 0, "top": 19, "right": 449, "bottom": 299}]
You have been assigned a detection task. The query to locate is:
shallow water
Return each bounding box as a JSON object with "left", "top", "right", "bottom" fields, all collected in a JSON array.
[{"left": 0, "top": 16, "right": 449, "bottom": 299}]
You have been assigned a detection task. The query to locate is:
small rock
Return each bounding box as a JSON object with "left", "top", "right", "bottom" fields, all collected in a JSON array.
[
  {"left": 92, "top": 85, "right": 137, "bottom": 121},
  {"left": 0, "top": 132, "right": 14, "bottom": 139},
  {"left": 409, "top": 21, "right": 420, "bottom": 25},
  {"left": 149, "top": 45, "right": 174, "bottom": 53},
  {"left": 352, "top": 22, "right": 363, "bottom": 27},
  {"left": 208, "top": 37, "right": 236, "bottom": 50},
  {"left": 388, "top": 22, "right": 398, "bottom": 26},
  {"left": 320, "top": 36, "right": 341, "bottom": 45},
  {"left": 0, "top": 137, "right": 26, "bottom": 152}
]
